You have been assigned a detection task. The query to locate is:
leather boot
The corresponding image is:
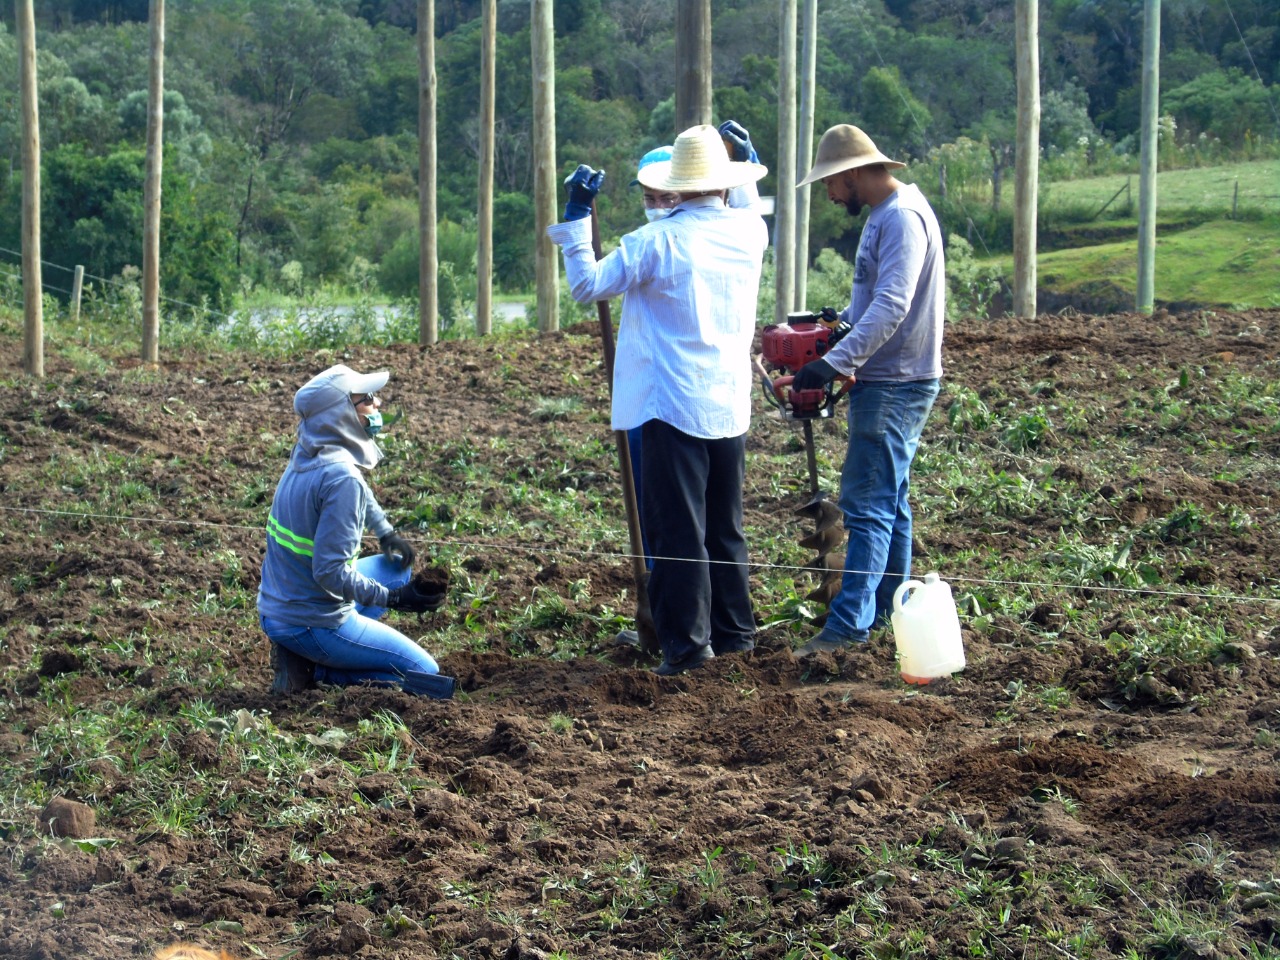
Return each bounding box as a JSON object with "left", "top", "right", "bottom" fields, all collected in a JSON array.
[
  {"left": 402, "top": 670, "right": 456, "bottom": 700},
  {"left": 270, "top": 643, "right": 316, "bottom": 695}
]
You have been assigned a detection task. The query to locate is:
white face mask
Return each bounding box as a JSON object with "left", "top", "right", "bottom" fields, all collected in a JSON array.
[{"left": 645, "top": 207, "right": 672, "bottom": 223}]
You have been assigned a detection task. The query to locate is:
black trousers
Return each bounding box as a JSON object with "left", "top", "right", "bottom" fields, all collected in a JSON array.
[{"left": 641, "top": 419, "right": 755, "bottom": 665}]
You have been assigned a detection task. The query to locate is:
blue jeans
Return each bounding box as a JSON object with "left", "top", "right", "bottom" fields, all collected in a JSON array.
[
  {"left": 820, "top": 379, "right": 940, "bottom": 644},
  {"left": 260, "top": 555, "right": 439, "bottom": 685}
]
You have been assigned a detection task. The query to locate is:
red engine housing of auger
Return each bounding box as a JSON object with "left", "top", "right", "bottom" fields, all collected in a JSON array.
[
  {"left": 761, "top": 318, "right": 834, "bottom": 373},
  {"left": 760, "top": 316, "right": 837, "bottom": 418}
]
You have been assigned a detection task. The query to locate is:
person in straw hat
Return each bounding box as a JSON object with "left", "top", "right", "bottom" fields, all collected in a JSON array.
[
  {"left": 547, "top": 123, "right": 768, "bottom": 676},
  {"left": 611, "top": 124, "right": 767, "bottom": 653},
  {"left": 788, "top": 124, "right": 945, "bottom": 659}
]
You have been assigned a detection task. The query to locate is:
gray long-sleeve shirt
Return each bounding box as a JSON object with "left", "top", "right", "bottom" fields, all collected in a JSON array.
[{"left": 824, "top": 183, "right": 945, "bottom": 382}]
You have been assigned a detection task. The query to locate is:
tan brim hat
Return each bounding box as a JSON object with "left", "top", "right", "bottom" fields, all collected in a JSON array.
[
  {"left": 637, "top": 124, "right": 768, "bottom": 193},
  {"left": 797, "top": 124, "right": 905, "bottom": 187}
]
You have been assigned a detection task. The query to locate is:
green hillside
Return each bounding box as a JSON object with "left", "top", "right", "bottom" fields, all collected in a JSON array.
[
  {"left": 1030, "top": 217, "right": 1280, "bottom": 310},
  {"left": 979, "top": 161, "right": 1280, "bottom": 311}
]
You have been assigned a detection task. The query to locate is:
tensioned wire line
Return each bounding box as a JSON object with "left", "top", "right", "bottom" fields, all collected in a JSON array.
[
  {"left": 0, "top": 264, "right": 75, "bottom": 299},
  {"left": 0, "top": 245, "right": 239, "bottom": 324},
  {"left": 1223, "top": 0, "right": 1280, "bottom": 131},
  {"left": 4, "top": 503, "right": 1277, "bottom": 609},
  {"left": 857, "top": 1, "right": 1280, "bottom": 220},
  {"left": 848, "top": 4, "right": 995, "bottom": 256}
]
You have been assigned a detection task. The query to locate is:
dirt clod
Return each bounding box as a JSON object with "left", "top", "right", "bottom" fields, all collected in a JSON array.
[
  {"left": 411, "top": 565, "right": 450, "bottom": 593},
  {"left": 38, "top": 797, "right": 96, "bottom": 839}
]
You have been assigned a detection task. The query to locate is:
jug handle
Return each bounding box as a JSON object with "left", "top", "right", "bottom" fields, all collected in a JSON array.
[{"left": 894, "top": 579, "right": 924, "bottom": 612}]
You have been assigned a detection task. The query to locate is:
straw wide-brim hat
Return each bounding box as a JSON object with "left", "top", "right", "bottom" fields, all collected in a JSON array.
[
  {"left": 797, "top": 124, "right": 905, "bottom": 187},
  {"left": 637, "top": 124, "right": 767, "bottom": 193}
]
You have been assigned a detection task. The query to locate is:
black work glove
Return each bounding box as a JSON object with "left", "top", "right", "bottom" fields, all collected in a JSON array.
[
  {"left": 793, "top": 358, "right": 839, "bottom": 393},
  {"left": 563, "top": 164, "right": 605, "bottom": 221},
  {"left": 379, "top": 531, "right": 416, "bottom": 569},
  {"left": 718, "top": 120, "right": 759, "bottom": 163},
  {"left": 818, "top": 306, "right": 853, "bottom": 346},
  {"left": 387, "top": 582, "right": 445, "bottom": 613}
]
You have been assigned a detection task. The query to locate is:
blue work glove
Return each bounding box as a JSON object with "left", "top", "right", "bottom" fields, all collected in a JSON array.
[
  {"left": 718, "top": 120, "right": 759, "bottom": 163},
  {"left": 793, "top": 358, "right": 839, "bottom": 393},
  {"left": 563, "top": 164, "right": 605, "bottom": 221}
]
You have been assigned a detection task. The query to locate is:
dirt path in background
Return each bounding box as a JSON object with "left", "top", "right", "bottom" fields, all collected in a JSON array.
[{"left": 0, "top": 309, "right": 1277, "bottom": 959}]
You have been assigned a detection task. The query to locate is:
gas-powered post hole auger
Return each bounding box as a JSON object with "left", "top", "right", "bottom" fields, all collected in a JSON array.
[{"left": 755, "top": 312, "right": 854, "bottom": 617}]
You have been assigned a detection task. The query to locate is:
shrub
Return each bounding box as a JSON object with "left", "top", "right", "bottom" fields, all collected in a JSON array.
[
  {"left": 945, "top": 235, "right": 1003, "bottom": 320},
  {"left": 803, "top": 248, "right": 854, "bottom": 314}
]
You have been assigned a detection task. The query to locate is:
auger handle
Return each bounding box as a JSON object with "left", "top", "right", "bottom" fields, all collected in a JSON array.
[{"left": 754, "top": 356, "right": 786, "bottom": 414}]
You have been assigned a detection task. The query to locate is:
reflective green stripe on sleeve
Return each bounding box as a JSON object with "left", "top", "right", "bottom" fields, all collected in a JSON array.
[{"left": 267, "top": 514, "right": 315, "bottom": 557}]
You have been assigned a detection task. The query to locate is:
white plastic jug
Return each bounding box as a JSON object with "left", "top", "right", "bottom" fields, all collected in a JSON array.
[{"left": 891, "top": 572, "right": 966, "bottom": 685}]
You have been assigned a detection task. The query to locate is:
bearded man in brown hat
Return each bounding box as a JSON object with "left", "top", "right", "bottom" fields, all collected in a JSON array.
[
  {"left": 547, "top": 124, "right": 768, "bottom": 676},
  {"left": 789, "top": 124, "right": 946, "bottom": 659}
]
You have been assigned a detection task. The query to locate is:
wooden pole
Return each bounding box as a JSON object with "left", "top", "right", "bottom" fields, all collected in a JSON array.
[
  {"left": 794, "top": 0, "right": 817, "bottom": 310},
  {"left": 674, "top": 0, "right": 712, "bottom": 129},
  {"left": 1136, "top": 0, "right": 1160, "bottom": 314},
  {"left": 17, "top": 0, "right": 43, "bottom": 378},
  {"left": 71, "top": 265, "right": 84, "bottom": 324},
  {"left": 774, "top": 0, "right": 797, "bottom": 324},
  {"left": 417, "top": 0, "right": 438, "bottom": 345},
  {"left": 590, "top": 205, "right": 658, "bottom": 657},
  {"left": 476, "top": 0, "right": 495, "bottom": 336},
  {"left": 1013, "top": 0, "right": 1039, "bottom": 319},
  {"left": 531, "top": 0, "right": 558, "bottom": 332},
  {"left": 141, "top": 0, "right": 165, "bottom": 366}
]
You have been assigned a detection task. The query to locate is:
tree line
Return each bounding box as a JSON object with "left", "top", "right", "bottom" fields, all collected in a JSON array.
[{"left": 1, "top": 0, "right": 1276, "bottom": 316}]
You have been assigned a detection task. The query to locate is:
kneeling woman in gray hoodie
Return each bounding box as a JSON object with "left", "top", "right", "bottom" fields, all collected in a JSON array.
[{"left": 257, "top": 364, "right": 453, "bottom": 699}]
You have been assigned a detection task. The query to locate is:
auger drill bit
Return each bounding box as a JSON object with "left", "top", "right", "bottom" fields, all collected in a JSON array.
[{"left": 794, "top": 496, "right": 844, "bottom": 611}]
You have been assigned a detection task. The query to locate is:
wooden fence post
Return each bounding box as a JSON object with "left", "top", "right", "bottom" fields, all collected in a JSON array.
[{"left": 71, "top": 265, "right": 84, "bottom": 324}]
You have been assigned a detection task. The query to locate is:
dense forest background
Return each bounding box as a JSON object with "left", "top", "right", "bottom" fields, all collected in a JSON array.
[{"left": 0, "top": 0, "right": 1276, "bottom": 317}]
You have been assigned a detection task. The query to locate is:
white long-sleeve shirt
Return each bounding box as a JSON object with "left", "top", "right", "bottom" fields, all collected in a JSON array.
[{"left": 547, "top": 195, "right": 768, "bottom": 438}]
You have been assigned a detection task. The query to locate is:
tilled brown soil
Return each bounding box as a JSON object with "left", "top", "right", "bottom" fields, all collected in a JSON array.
[{"left": 1, "top": 308, "right": 1278, "bottom": 959}]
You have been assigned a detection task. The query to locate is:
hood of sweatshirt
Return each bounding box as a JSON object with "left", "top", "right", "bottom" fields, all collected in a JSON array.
[{"left": 290, "top": 364, "right": 389, "bottom": 471}]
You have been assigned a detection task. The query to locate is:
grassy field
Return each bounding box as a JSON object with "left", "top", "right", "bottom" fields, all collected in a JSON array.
[
  {"left": 1031, "top": 215, "right": 1280, "bottom": 310},
  {"left": 1, "top": 302, "right": 1279, "bottom": 959},
  {"left": 983, "top": 160, "right": 1280, "bottom": 310},
  {"left": 1010, "top": 159, "right": 1280, "bottom": 216}
]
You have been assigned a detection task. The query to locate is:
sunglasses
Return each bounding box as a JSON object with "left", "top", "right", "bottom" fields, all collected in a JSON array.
[{"left": 352, "top": 392, "right": 378, "bottom": 406}]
